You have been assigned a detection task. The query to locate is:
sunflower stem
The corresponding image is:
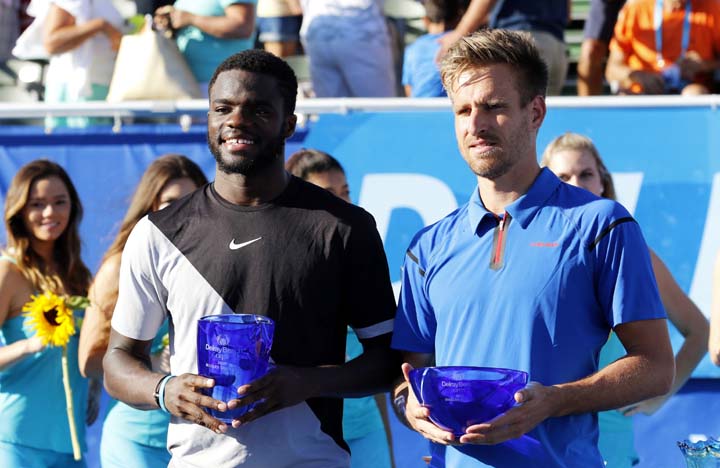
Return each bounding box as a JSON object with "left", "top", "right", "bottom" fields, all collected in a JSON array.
[{"left": 62, "top": 345, "right": 82, "bottom": 461}]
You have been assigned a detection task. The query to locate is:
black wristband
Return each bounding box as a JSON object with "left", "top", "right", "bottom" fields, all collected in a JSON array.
[
  {"left": 153, "top": 374, "right": 169, "bottom": 408},
  {"left": 393, "top": 392, "right": 407, "bottom": 418}
]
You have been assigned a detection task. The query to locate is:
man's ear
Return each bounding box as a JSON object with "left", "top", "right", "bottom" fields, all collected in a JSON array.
[
  {"left": 284, "top": 114, "right": 298, "bottom": 139},
  {"left": 529, "top": 95, "right": 546, "bottom": 130}
]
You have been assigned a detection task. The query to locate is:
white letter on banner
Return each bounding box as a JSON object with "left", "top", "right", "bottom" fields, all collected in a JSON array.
[
  {"left": 690, "top": 172, "right": 720, "bottom": 318},
  {"left": 357, "top": 173, "right": 458, "bottom": 244},
  {"left": 612, "top": 172, "right": 644, "bottom": 215},
  {"left": 358, "top": 174, "right": 458, "bottom": 302}
]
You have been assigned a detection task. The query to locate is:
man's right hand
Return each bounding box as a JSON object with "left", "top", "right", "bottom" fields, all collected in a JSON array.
[
  {"left": 163, "top": 374, "right": 231, "bottom": 434},
  {"left": 401, "top": 363, "right": 457, "bottom": 445}
]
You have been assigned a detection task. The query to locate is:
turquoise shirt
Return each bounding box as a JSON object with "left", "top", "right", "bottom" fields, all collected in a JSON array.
[
  {"left": 0, "top": 314, "right": 89, "bottom": 454},
  {"left": 102, "top": 319, "right": 170, "bottom": 448},
  {"left": 173, "top": 0, "right": 257, "bottom": 83},
  {"left": 598, "top": 332, "right": 639, "bottom": 467},
  {"left": 343, "top": 328, "right": 385, "bottom": 440}
]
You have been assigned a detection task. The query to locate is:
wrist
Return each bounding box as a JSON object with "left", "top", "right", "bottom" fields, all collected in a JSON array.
[
  {"left": 153, "top": 374, "right": 175, "bottom": 412},
  {"left": 392, "top": 381, "right": 411, "bottom": 427}
]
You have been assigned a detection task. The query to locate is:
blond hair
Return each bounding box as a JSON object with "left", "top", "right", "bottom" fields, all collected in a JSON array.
[
  {"left": 540, "top": 132, "right": 617, "bottom": 200},
  {"left": 440, "top": 29, "right": 548, "bottom": 105}
]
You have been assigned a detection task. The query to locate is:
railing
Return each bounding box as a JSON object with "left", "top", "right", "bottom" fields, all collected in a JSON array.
[{"left": 0, "top": 95, "right": 718, "bottom": 129}]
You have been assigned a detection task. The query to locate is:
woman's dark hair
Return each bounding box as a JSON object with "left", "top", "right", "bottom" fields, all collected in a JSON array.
[{"left": 285, "top": 149, "right": 345, "bottom": 180}]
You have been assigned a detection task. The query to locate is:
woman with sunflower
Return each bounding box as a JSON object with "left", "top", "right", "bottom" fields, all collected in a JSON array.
[
  {"left": 78, "top": 154, "right": 207, "bottom": 468},
  {"left": 0, "top": 159, "right": 94, "bottom": 467}
]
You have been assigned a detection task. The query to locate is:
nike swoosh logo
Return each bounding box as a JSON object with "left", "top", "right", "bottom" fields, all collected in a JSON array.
[{"left": 229, "top": 237, "right": 262, "bottom": 250}]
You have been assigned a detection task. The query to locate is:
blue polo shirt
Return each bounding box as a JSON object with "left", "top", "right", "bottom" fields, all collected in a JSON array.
[{"left": 392, "top": 168, "right": 665, "bottom": 468}]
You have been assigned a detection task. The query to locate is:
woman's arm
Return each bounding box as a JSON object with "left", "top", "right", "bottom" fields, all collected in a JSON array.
[
  {"left": 78, "top": 255, "right": 121, "bottom": 379},
  {"left": 158, "top": 3, "right": 256, "bottom": 39},
  {"left": 709, "top": 252, "right": 720, "bottom": 365},
  {"left": 43, "top": 3, "right": 122, "bottom": 54},
  {"left": 622, "top": 250, "right": 708, "bottom": 415},
  {"left": 0, "top": 262, "right": 45, "bottom": 370}
]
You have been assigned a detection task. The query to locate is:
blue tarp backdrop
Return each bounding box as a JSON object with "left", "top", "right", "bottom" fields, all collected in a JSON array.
[{"left": 0, "top": 102, "right": 719, "bottom": 467}]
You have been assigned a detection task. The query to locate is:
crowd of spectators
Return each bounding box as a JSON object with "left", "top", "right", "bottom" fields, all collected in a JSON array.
[{"left": 1, "top": 0, "right": 719, "bottom": 106}]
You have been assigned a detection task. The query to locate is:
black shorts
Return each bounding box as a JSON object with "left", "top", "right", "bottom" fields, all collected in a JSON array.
[{"left": 583, "top": 0, "right": 627, "bottom": 42}]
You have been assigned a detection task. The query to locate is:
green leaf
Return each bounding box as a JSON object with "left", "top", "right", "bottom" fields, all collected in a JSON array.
[{"left": 66, "top": 295, "right": 90, "bottom": 310}]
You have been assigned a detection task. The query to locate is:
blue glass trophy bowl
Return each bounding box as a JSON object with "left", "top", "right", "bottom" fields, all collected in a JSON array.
[
  {"left": 197, "top": 314, "right": 274, "bottom": 423},
  {"left": 408, "top": 366, "right": 528, "bottom": 437}
]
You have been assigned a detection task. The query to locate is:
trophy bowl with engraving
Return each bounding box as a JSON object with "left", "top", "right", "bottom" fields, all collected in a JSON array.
[
  {"left": 197, "top": 314, "right": 274, "bottom": 423},
  {"left": 408, "top": 366, "right": 528, "bottom": 437}
]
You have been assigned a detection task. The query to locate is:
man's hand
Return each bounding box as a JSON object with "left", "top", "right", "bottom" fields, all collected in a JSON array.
[
  {"left": 163, "top": 374, "right": 230, "bottom": 434},
  {"left": 228, "top": 365, "right": 319, "bottom": 427},
  {"left": 401, "top": 363, "right": 457, "bottom": 445},
  {"left": 460, "top": 381, "right": 558, "bottom": 445},
  {"left": 154, "top": 6, "right": 194, "bottom": 31}
]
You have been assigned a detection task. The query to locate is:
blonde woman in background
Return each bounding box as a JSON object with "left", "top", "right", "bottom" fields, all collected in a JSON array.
[{"left": 542, "top": 132, "right": 709, "bottom": 468}]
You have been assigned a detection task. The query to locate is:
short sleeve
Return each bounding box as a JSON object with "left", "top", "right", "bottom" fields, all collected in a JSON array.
[
  {"left": 391, "top": 236, "right": 437, "bottom": 353},
  {"left": 343, "top": 211, "right": 397, "bottom": 342},
  {"left": 592, "top": 216, "right": 666, "bottom": 328},
  {"left": 111, "top": 217, "right": 168, "bottom": 341}
]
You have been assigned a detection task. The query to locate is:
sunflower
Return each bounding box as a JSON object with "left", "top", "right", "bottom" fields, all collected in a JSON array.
[{"left": 22, "top": 291, "right": 76, "bottom": 347}]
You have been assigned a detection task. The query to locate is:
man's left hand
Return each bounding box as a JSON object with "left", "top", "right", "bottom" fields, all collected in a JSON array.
[
  {"left": 229, "top": 365, "right": 318, "bottom": 427},
  {"left": 459, "top": 381, "right": 558, "bottom": 445}
]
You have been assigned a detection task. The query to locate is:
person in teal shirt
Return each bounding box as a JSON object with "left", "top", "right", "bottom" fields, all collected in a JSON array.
[
  {"left": 78, "top": 154, "right": 208, "bottom": 468},
  {"left": 0, "top": 159, "right": 94, "bottom": 467},
  {"left": 542, "top": 132, "right": 709, "bottom": 467},
  {"left": 286, "top": 148, "right": 395, "bottom": 468},
  {"left": 154, "top": 0, "right": 258, "bottom": 93}
]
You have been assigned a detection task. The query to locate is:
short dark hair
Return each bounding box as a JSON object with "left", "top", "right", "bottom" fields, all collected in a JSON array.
[
  {"left": 440, "top": 29, "right": 548, "bottom": 105},
  {"left": 423, "top": 0, "right": 465, "bottom": 27},
  {"left": 286, "top": 149, "right": 345, "bottom": 181},
  {"left": 208, "top": 49, "right": 298, "bottom": 115}
]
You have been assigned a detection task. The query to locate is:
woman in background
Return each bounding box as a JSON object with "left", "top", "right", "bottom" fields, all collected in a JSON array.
[
  {"left": 78, "top": 154, "right": 208, "bottom": 468},
  {"left": 286, "top": 148, "right": 395, "bottom": 468},
  {"left": 542, "top": 132, "right": 709, "bottom": 468},
  {"left": 0, "top": 159, "right": 93, "bottom": 467}
]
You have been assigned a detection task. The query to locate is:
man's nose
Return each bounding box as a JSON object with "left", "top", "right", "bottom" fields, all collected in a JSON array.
[
  {"left": 468, "top": 109, "right": 489, "bottom": 135},
  {"left": 226, "top": 108, "right": 252, "bottom": 128}
]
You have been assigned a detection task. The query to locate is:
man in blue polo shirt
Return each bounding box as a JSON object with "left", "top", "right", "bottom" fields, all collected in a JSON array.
[{"left": 391, "top": 29, "right": 675, "bottom": 467}]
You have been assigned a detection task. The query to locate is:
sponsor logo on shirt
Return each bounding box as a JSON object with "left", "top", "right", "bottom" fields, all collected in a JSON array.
[{"left": 229, "top": 237, "right": 262, "bottom": 250}]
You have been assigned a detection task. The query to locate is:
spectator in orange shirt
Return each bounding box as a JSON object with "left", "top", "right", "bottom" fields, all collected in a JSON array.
[{"left": 605, "top": 0, "right": 720, "bottom": 95}]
